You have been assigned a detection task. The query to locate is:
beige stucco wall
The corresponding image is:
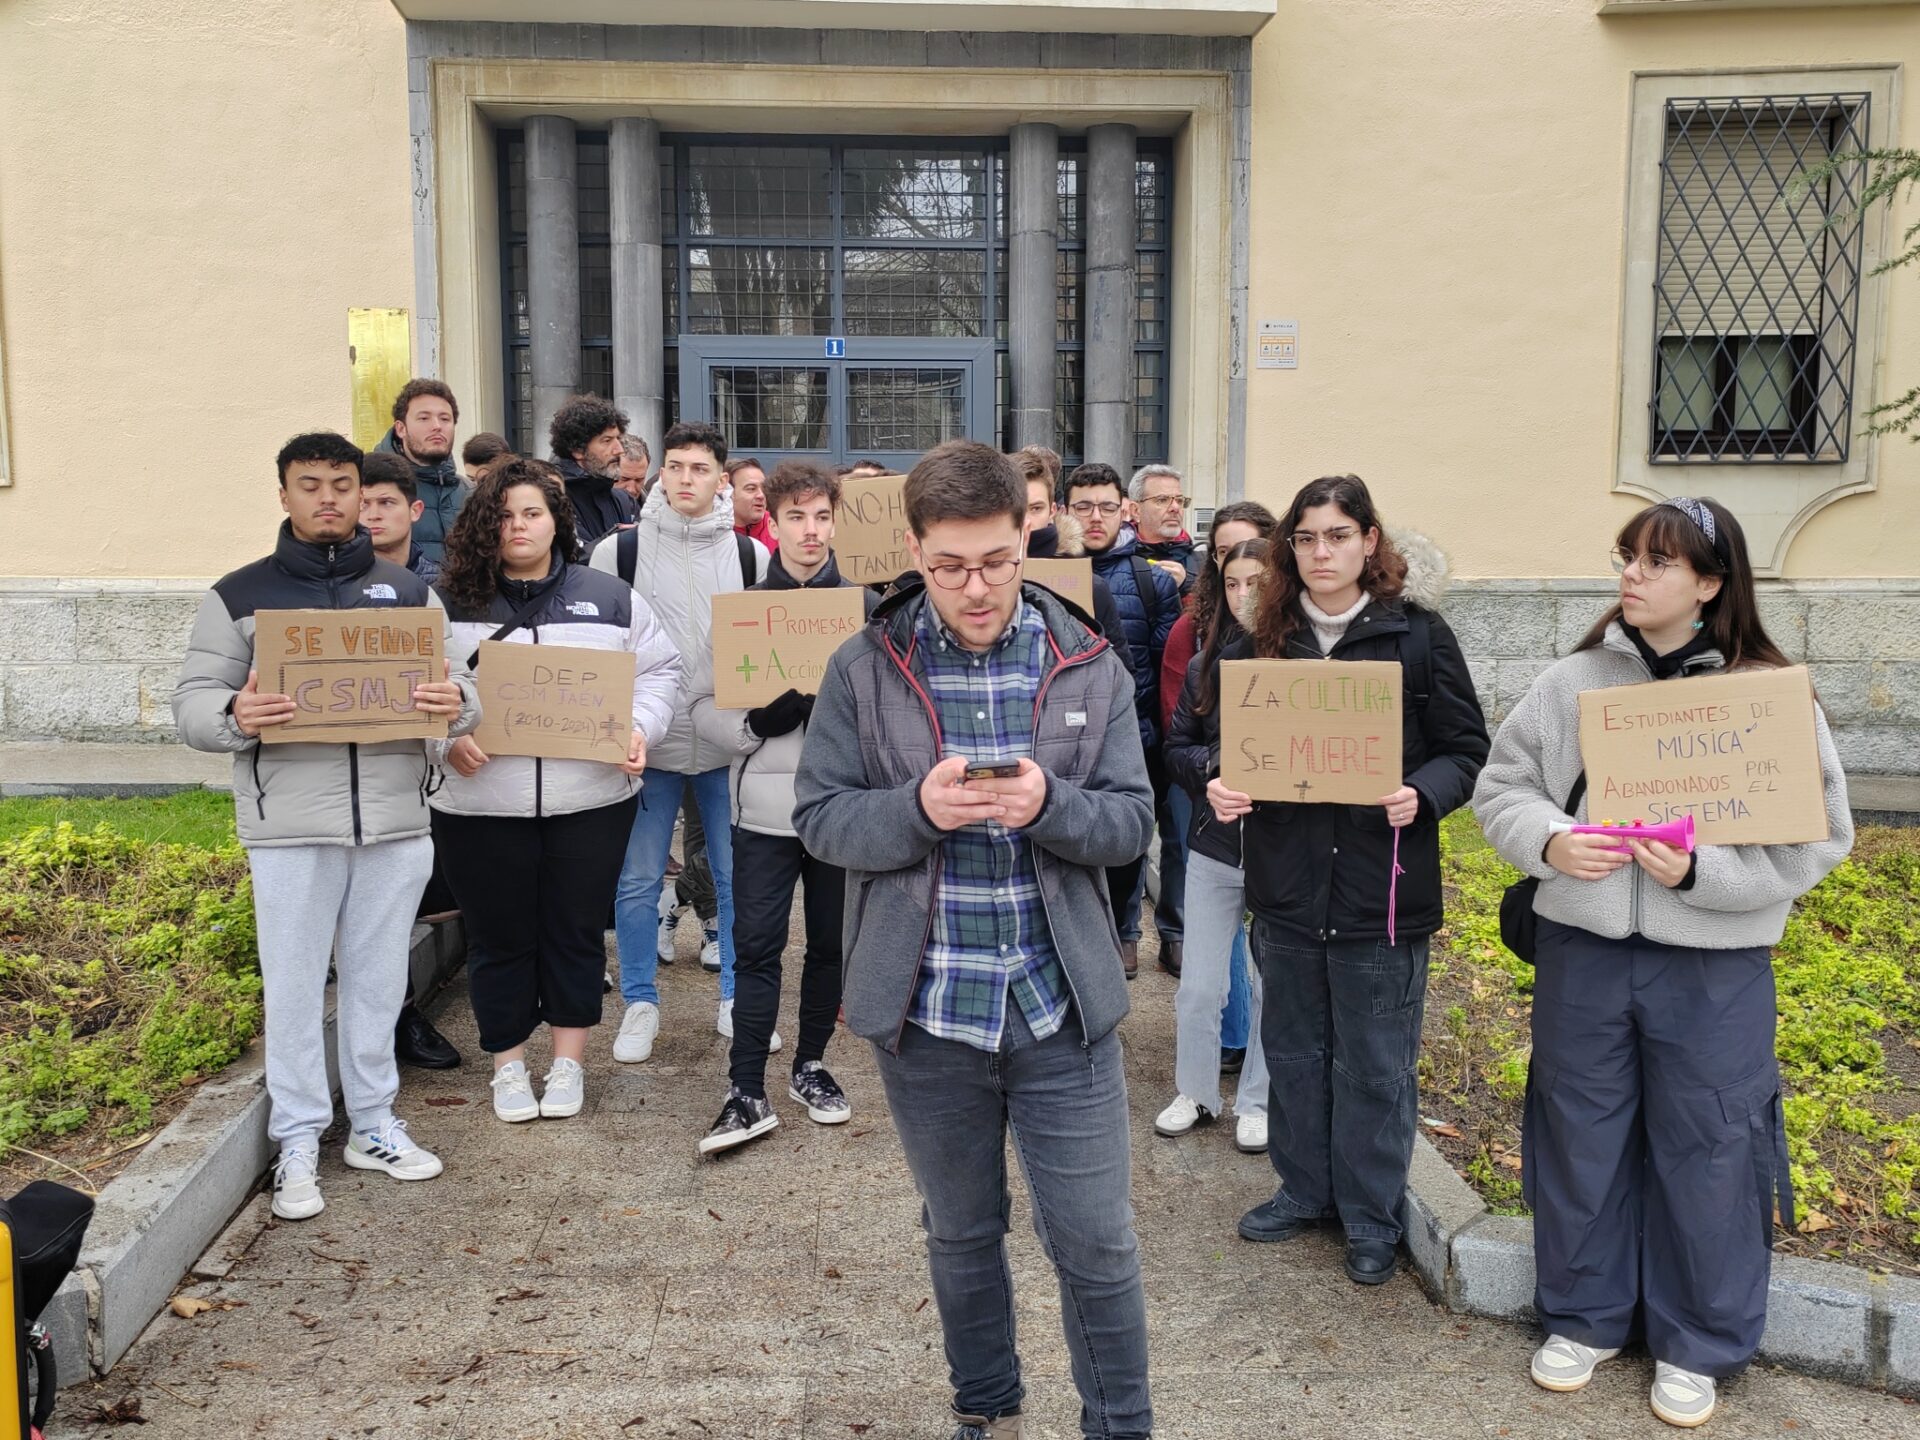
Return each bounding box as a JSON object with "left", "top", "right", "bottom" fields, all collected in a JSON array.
[
  {"left": 0, "top": 0, "right": 413, "bottom": 580},
  {"left": 1243, "top": 0, "right": 1919, "bottom": 580}
]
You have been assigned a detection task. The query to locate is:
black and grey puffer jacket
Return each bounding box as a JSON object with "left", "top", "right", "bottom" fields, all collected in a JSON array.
[{"left": 172, "top": 523, "right": 481, "bottom": 848}]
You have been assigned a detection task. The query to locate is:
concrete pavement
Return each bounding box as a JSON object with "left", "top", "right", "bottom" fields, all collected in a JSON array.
[{"left": 54, "top": 927, "right": 1920, "bottom": 1439}]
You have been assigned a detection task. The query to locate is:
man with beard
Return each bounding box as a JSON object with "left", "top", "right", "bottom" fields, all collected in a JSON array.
[
  {"left": 617, "top": 434, "right": 651, "bottom": 504},
  {"left": 549, "top": 394, "right": 638, "bottom": 553},
  {"left": 372, "top": 380, "right": 467, "bottom": 562}
]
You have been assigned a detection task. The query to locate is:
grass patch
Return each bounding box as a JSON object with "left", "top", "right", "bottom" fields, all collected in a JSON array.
[
  {"left": 0, "top": 789, "right": 237, "bottom": 849},
  {"left": 0, "top": 804, "right": 260, "bottom": 1186},
  {"left": 1421, "top": 812, "right": 1920, "bottom": 1269}
]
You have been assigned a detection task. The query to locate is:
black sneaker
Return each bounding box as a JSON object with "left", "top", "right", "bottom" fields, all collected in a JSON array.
[
  {"left": 1220, "top": 1046, "right": 1246, "bottom": 1075},
  {"left": 697, "top": 1088, "right": 779, "bottom": 1156},
  {"left": 394, "top": 1003, "right": 461, "bottom": 1070},
  {"left": 787, "top": 1061, "right": 851, "bottom": 1125}
]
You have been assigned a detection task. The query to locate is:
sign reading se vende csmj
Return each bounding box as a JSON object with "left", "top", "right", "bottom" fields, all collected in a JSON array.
[
  {"left": 471, "top": 641, "right": 638, "bottom": 764},
  {"left": 1576, "top": 665, "right": 1827, "bottom": 845},
  {"left": 255, "top": 608, "right": 447, "bottom": 744},
  {"left": 834, "top": 474, "right": 911, "bottom": 584},
  {"left": 1023, "top": 557, "right": 1092, "bottom": 607},
  {"left": 1218, "top": 659, "right": 1403, "bottom": 805},
  {"left": 711, "top": 589, "right": 866, "bottom": 710}
]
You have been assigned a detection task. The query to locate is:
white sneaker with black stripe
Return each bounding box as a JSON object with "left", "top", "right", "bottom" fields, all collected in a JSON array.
[
  {"left": 343, "top": 1118, "right": 444, "bottom": 1181},
  {"left": 271, "top": 1144, "right": 324, "bottom": 1221}
]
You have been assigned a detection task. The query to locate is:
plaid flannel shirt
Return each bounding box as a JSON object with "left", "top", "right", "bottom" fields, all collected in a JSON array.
[{"left": 908, "top": 598, "right": 1072, "bottom": 1051}]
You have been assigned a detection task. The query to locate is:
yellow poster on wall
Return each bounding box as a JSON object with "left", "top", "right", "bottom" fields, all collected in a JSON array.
[{"left": 348, "top": 308, "right": 413, "bottom": 452}]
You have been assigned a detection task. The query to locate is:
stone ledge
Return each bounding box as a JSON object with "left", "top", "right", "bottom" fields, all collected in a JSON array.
[
  {"left": 1401, "top": 1132, "right": 1920, "bottom": 1394},
  {"left": 57, "top": 919, "right": 464, "bottom": 1376}
]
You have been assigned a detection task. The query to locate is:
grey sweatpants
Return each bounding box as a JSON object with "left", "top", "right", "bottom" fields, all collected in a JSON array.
[{"left": 247, "top": 837, "right": 434, "bottom": 1149}]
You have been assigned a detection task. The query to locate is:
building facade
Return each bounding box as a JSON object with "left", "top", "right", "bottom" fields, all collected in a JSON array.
[{"left": 1, "top": 0, "right": 1916, "bottom": 805}]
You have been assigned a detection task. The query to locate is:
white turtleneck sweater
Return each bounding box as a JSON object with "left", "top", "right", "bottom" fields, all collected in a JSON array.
[{"left": 1301, "top": 592, "right": 1370, "bottom": 655}]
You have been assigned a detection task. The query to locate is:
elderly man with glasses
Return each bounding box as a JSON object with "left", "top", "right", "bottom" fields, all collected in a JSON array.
[{"left": 1128, "top": 463, "right": 1199, "bottom": 597}]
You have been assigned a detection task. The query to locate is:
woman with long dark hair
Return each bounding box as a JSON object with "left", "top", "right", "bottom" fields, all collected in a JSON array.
[
  {"left": 1208, "top": 475, "right": 1489, "bottom": 1285},
  {"left": 1159, "top": 537, "right": 1273, "bottom": 1154},
  {"left": 431, "top": 460, "right": 680, "bottom": 1124},
  {"left": 1474, "top": 498, "right": 1852, "bottom": 1427}
]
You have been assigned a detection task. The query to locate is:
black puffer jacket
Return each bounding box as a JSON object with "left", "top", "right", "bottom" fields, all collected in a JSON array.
[
  {"left": 553, "top": 456, "right": 637, "bottom": 555},
  {"left": 1164, "top": 640, "right": 1244, "bottom": 870},
  {"left": 1227, "top": 594, "right": 1488, "bottom": 944}
]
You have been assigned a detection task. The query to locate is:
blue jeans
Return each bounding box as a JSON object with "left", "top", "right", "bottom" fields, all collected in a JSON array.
[
  {"left": 1221, "top": 927, "right": 1252, "bottom": 1051},
  {"left": 614, "top": 766, "right": 736, "bottom": 1005},
  {"left": 1252, "top": 920, "right": 1430, "bottom": 1243},
  {"left": 875, "top": 1009, "right": 1152, "bottom": 1439}
]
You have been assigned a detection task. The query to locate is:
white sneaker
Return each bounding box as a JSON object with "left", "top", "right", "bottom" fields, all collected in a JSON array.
[
  {"left": 715, "top": 998, "right": 781, "bottom": 1051},
  {"left": 1234, "top": 1111, "right": 1268, "bottom": 1153},
  {"left": 1153, "top": 1093, "right": 1214, "bottom": 1137},
  {"left": 270, "top": 1144, "right": 324, "bottom": 1221},
  {"left": 700, "top": 927, "right": 722, "bottom": 973},
  {"left": 1651, "top": 1362, "right": 1716, "bottom": 1427},
  {"left": 539, "top": 1057, "right": 585, "bottom": 1119},
  {"left": 613, "top": 1000, "right": 660, "bottom": 1064},
  {"left": 1531, "top": 1335, "right": 1622, "bottom": 1393},
  {"left": 490, "top": 1060, "right": 540, "bottom": 1122},
  {"left": 656, "top": 882, "right": 682, "bottom": 962},
  {"left": 343, "top": 1118, "right": 443, "bottom": 1181}
]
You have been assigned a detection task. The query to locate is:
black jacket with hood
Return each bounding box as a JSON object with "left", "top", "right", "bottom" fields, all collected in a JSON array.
[{"left": 554, "top": 455, "right": 637, "bottom": 555}]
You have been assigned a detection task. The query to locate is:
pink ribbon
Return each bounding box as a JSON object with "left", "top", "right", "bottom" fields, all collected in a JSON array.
[{"left": 1387, "top": 828, "right": 1406, "bottom": 946}]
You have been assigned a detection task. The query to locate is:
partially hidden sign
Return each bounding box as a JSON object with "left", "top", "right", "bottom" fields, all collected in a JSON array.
[
  {"left": 835, "top": 474, "right": 911, "bottom": 584},
  {"left": 471, "top": 641, "right": 637, "bottom": 763},
  {"left": 1218, "top": 659, "right": 1403, "bottom": 804},
  {"left": 255, "top": 608, "right": 446, "bottom": 745},
  {"left": 1577, "top": 665, "right": 1827, "bottom": 845},
  {"left": 1024, "top": 558, "right": 1093, "bottom": 609},
  {"left": 711, "top": 588, "right": 866, "bottom": 710}
]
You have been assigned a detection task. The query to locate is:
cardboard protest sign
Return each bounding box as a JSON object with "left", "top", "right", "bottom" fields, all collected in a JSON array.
[
  {"left": 1024, "top": 558, "right": 1093, "bottom": 608},
  {"left": 1577, "top": 665, "right": 1827, "bottom": 845},
  {"left": 711, "top": 588, "right": 865, "bottom": 710},
  {"left": 255, "top": 608, "right": 446, "bottom": 744},
  {"left": 471, "top": 641, "right": 637, "bottom": 764},
  {"left": 1218, "top": 659, "right": 1403, "bottom": 804},
  {"left": 835, "top": 474, "right": 911, "bottom": 584}
]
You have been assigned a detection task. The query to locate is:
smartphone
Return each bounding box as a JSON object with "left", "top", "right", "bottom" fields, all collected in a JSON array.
[{"left": 963, "top": 761, "right": 1023, "bottom": 781}]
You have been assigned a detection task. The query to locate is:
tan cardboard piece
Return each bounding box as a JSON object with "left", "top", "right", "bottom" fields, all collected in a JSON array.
[
  {"left": 711, "top": 588, "right": 866, "bottom": 710},
  {"left": 1218, "top": 658, "right": 1404, "bottom": 805},
  {"left": 471, "top": 640, "right": 637, "bottom": 763},
  {"left": 254, "top": 607, "right": 447, "bottom": 744}
]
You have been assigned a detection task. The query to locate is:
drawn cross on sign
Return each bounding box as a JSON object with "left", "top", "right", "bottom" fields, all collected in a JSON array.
[
  {"left": 1295, "top": 780, "right": 1313, "bottom": 802},
  {"left": 735, "top": 655, "right": 759, "bottom": 685}
]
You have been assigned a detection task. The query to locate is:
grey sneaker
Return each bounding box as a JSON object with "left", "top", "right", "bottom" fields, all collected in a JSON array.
[
  {"left": 787, "top": 1061, "right": 851, "bottom": 1125},
  {"left": 950, "top": 1409, "right": 1027, "bottom": 1439},
  {"left": 697, "top": 1088, "right": 779, "bottom": 1156},
  {"left": 1531, "top": 1334, "right": 1621, "bottom": 1392},
  {"left": 1651, "top": 1361, "right": 1716, "bottom": 1428}
]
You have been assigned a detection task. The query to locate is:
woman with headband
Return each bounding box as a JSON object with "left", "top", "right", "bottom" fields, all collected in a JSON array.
[{"left": 1474, "top": 496, "right": 1853, "bottom": 1427}]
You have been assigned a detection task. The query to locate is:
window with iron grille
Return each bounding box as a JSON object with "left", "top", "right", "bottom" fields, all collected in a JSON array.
[
  {"left": 1651, "top": 94, "right": 1869, "bottom": 463},
  {"left": 501, "top": 134, "right": 1172, "bottom": 467}
]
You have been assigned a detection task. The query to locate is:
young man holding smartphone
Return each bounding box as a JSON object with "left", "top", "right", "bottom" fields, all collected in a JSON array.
[{"left": 794, "top": 441, "right": 1155, "bottom": 1440}]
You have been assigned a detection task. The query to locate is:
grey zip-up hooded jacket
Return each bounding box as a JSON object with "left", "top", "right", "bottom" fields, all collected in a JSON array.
[
  {"left": 792, "top": 582, "right": 1154, "bottom": 1053},
  {"left": 172, "top": 522, "right": 481, "bottom": 848},
  {"left": 587, "top": 486, "right": 769, "bottom": 774},
  {"left": 1473, "top": 621, "right": 1852, "bottom": 949}
]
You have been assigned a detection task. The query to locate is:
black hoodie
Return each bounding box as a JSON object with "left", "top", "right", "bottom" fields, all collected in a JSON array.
[{"left": 553, "top": 455, "right": 637, "bottom": 556}]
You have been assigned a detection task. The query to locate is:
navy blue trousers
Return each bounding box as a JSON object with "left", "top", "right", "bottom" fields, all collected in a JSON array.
[{"left": 1526, "top": 918, "right": 1791, "bottom": 1377}]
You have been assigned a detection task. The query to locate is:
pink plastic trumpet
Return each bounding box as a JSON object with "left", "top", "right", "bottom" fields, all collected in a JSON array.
[{"left": 1566, "top": 814, "right": 1696, "bottom": 854}]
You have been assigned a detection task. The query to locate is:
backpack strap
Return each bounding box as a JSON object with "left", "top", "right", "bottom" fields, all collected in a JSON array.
[
  {"left": 1400, "top": 607, "right": 1433, "bottom": 716},
  {"left": 736, "top": 532, "right": 758, "bottom": 588},
  {"left": 1130, "top": 555, "right": 1162, "bottom": 636},
  {"left": 617, "top": 525, "right": 639, "bottom": 588}
]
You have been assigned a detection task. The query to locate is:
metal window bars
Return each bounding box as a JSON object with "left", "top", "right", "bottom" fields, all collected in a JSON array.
[{"left": 1651, "top": 94, "right": 1869, "bottom": 463}]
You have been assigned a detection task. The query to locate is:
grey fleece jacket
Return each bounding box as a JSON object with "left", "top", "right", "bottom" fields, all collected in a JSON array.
[
  {"left": 792, "top": 583, "right": 1154, "bottom": 1053},
  {"left": 1473, "top": 622, "right": 1852, "bottom": 949}
]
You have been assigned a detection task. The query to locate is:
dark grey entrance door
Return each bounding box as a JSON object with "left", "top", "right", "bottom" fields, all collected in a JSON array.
[{"left": 679, "top": 336, "right": 994, "bottom": 472}]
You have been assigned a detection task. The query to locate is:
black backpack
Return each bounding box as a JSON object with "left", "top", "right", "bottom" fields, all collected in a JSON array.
[
  {"left": 616, "top": 526, "right": 757, "bottom": 590},
  {"left": 4, "top": 1181, "right": 94, "bottom": 1438}
]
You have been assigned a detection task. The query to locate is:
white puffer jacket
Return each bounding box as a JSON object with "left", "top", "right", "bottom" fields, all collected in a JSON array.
[
  {"left": 589, "top": 487, "right": 769, "bottom": 775},
  {"left": 428, "top": 559, "right": 680, "bottom": 818}
]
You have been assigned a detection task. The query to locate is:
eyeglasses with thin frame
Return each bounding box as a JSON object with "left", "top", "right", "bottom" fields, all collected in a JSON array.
[
  {"left": 1142, "top": 492, "right": 1192, "bottom": 509},
  {"left": 1068, "top": 500, "right": 1123, "bottom": 518},
  {"left": 927, "top": 558, "right": 1023, "bottom": 590},
  {"left": 1287, "top": 526, "right": 1362, "bottom": 554},
  {"left": 1610, "top": 546, "right": 1685, "bottom": 581}
]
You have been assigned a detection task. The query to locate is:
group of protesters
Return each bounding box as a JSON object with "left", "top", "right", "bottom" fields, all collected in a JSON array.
[{"left": 172, "top": 377, "right": 1854, "bottom": 1438}]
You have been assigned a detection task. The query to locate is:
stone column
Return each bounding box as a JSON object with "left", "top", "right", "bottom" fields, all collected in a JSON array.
[
  {"left": 525, "top": 114, "right": 581, "bottom": 458},
  {"left": 1008, "top": 123, "right": 1059, "bottom": 452},
  {"left": 1084, "top": 123, "right": 1138, "bottom": 474},
  {"left": 610, "top": 117, "right": 665, "bottom": 468}
]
